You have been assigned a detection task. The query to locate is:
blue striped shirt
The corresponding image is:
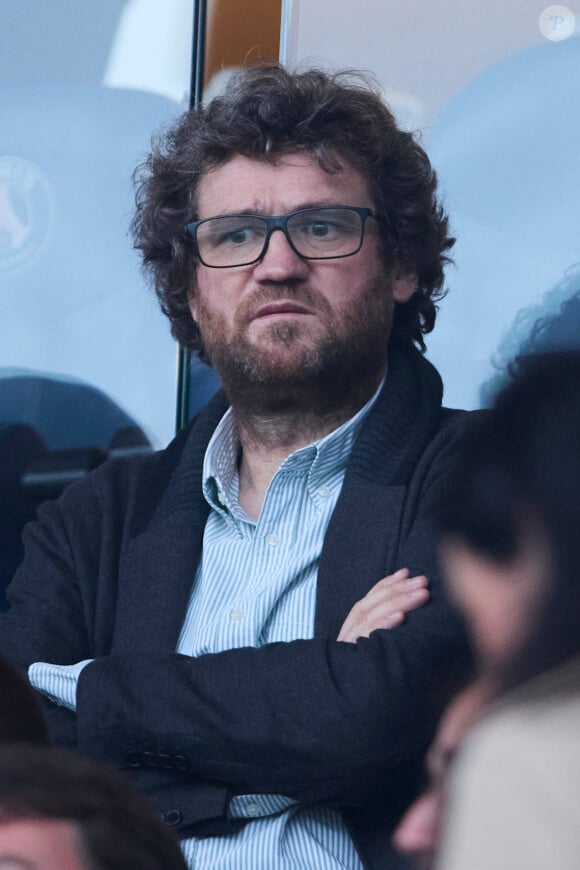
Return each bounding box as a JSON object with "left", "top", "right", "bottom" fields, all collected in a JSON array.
[{"left": 29, "top": 378, "right": 385, "bottom": 868}]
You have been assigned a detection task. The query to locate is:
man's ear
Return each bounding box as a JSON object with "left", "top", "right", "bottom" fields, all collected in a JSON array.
[
  {"left": 392, "top": 270, "right": 418, "bottom": 303},
  {"left": 188, "top": 295, "right": 198, "bottom": 323}
]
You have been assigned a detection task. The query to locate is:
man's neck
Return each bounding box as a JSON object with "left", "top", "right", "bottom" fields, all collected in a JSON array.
[{"left": 234, "top": 374, "right": 384, "bottom": 520}]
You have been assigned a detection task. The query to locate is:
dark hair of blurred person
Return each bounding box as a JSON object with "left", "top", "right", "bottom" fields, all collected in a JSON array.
[
  {"left": 432, "top": 351, "right": 580, "bottom": 870},
  {"left": 0, "top": 745, "right": 188, "bottom": 870},
  {"left": 0, "top": 656, "right": 47, "bottom": 746},
  {"left": 440, "top": 351, "right": 580, "bottom": 692}
]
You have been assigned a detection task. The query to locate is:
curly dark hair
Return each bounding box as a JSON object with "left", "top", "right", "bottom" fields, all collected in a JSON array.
[{"left": 132, "top": 64, "right": 454, "bottom": 354}]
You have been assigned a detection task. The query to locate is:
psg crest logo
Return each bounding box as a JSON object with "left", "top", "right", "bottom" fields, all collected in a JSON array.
[{"left": 0, "top": 155, "right": 54, "bottom": 273}]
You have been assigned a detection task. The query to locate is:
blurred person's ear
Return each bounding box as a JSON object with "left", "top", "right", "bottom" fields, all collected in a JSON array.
[
  {"left": 393, "top": 788, "right": 440, "bottom": 868},
  {"left": 393, "top": 680, "right": 491, "bottom": 868}
]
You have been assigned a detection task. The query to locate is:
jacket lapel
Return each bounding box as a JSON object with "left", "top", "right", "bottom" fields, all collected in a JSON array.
[
  {"left": 315, "top": 476, "right": 408, "bottom": 637},
  {"left": 315, "top": 341, "right": 443, "bottom": 638},
  {"left": 110, "top": 393, "right": 228, "bottom": 654}
]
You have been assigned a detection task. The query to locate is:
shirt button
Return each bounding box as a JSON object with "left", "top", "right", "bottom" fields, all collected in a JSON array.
[
  {"left": 246, "top": 802, "right": 261, "bottom": 817},
  {"left": 164, "top": 809, "right": 183, "bottom": 826},
  {"left": 318, "top": 486, "right": 331, "bottom": 498},
  {"left": 230, "top": 609, "right": 244, "bottom": 622},
  {"left": 266, "top": 533, "right": 280, "bottom": 548}
]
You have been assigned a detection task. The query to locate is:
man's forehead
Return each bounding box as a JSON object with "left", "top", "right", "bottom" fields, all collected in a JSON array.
[
  {"left": 204, "top": 149, "right": 344, "bottom": 175},
  {"left": 196, "top": 151, "right": 371, "bottom": 217}
]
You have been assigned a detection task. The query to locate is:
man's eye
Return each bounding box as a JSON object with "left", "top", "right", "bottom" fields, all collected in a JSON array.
[
  {"left": 300, "top": 220, "right": 343, "bottom": 240},
  {"left": 299, "top": 219, "right": 354, "bottom": 240},
  {"left": 309, "top": 221, "right": 333, "bottom": 238},
  {"left": 227, "top": 228, "right": 254, "bottom": 244},
  {"left": 213, "top": 227, "right": 256, "bottom": 247}
]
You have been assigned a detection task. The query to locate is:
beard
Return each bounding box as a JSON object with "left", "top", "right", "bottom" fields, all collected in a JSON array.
[{"left": 195, "top": 277, "right": 394, "bottom": 419}]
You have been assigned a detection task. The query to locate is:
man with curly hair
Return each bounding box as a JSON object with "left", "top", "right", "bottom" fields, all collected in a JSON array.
[{"left": 0, "top": 65, "right": 469, "bottom": 869}]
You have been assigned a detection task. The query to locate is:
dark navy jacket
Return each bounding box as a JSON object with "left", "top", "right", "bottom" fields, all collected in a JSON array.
[{"left": 0, "top": 340, "right": 470, "bottom": 868}]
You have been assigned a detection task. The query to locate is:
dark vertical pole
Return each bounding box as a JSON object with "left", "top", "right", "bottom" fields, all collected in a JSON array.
[{"left": 175, "top": 0, "right": 208, "bottom": 433}]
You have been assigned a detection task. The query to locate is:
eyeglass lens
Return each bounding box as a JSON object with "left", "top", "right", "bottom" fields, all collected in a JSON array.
[{"left": 195, "top": 208, "right": 364, "bottom": 267}]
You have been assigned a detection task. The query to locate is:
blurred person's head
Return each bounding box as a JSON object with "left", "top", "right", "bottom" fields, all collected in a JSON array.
[
  {"left": 0, "top": 745, "right": 187, "bottom": 870},
  {"left": 392, "top": 681, "right": 490, "bottom": 869},
  {"left": 439, "top": 351, "right": 580, "bottom": 690},
  {"left": 0, "top": 657, "right": 47, "bottom": 746},
  {"left": 132, "top": 63, "right": 453, "bottom": 361}
]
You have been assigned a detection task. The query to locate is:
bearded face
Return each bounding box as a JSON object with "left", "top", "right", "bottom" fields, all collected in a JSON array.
[
  {"left": 194, "top": 275, "right": 395, "bottom": 414},
  {"left": 189, "top": 152, "right": 417, "bottom": 415}
]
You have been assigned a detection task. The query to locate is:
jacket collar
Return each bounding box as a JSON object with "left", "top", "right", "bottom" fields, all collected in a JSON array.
[
  {"left": 346, "top": 339, "right": 443, "bottom": 486},
  {"left": 166, "top": 338, "right": 443, "bottom": 510}
]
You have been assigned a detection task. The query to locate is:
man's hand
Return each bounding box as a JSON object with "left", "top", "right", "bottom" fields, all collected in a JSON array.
[{"left": 337, "top": 568, "right": 429, "bottom": 643}]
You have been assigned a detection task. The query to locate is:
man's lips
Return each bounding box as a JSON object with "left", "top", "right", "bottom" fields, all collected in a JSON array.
[{"left": 252, "top": 301, "right": 315, "bottom": 320}]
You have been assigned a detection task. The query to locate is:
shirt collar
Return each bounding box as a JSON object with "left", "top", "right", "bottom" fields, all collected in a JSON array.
[{"left": 202, "top": 372, "right": 387, "bottom": 516}]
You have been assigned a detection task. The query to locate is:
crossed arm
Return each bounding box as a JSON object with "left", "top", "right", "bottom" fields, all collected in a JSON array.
[
  {"left": 70, "top": 569, "right": 441, "bottom": 805},
  {"left": 7, "top": 559, "right": 439, "bottom": 805},
  {"left": 0, "top": 455, "right": 465, "bottom": 810},
  {"left": 28, "top": 566, "right": 429, "bottom": 710},
  {"left": 28, "top": 566, "right": 430, "bottom": 789}
]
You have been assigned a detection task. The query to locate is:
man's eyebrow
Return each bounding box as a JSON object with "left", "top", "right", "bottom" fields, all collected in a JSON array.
[{"left": 210, "top": 201, "right": 352, "bottom": 218}]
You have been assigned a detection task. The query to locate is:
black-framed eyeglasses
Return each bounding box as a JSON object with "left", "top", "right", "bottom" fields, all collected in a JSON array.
[{"left": 184, "top": 206, "right": 375, "bottom": 268}]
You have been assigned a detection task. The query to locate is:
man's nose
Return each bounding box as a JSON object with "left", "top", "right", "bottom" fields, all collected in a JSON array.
[{"left": 252, "top": 228, "right": 309, "bottom": 282}]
